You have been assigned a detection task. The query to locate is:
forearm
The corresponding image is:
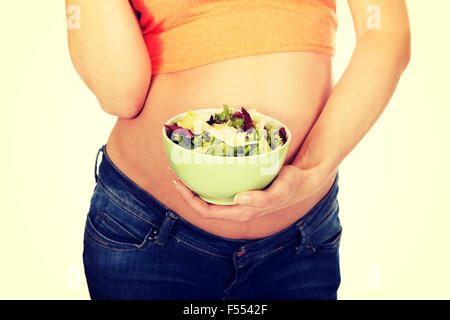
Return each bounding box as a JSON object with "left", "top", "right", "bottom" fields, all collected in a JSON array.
[
  {"left": 66, "top": 0, "right": 151, "bottom": 118},
  {"left": 292, "top": 31, "right": 410, "bottom": 176}
]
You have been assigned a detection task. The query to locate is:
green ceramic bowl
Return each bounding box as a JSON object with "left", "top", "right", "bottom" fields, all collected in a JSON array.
[{"left": 163, "top": 108, "right": 291, "bottom": 205}]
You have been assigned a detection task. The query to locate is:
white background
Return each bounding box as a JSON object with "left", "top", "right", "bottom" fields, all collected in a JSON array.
[{"left": 0, "top": 0, "right": 449, "bottom": 299}]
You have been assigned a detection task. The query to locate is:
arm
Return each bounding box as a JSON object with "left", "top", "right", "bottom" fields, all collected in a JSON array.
[
  {"left": 173, "top": 0, "right": 411, "bottom": 222},
  {"left": 65, "top": 0, "right": 151, "bottom": 118},
  {"left": 292, "top": 0, "right": 411, "bottom": 177}
]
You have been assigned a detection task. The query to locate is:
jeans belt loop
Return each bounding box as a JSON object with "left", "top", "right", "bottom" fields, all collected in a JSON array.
[
  {"left": 295, "top": 220, "right": 308, "bottom": 254},
  {"left": 94, "top": 145, "right": 105, "bottom": 183},
  {"left": 155, "top": 211, "right": 178, "bottom": 246}
]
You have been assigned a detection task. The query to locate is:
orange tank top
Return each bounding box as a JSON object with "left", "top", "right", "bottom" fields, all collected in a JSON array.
[{"left": 130, "top": 0, "right": 337, "bottom": 75}]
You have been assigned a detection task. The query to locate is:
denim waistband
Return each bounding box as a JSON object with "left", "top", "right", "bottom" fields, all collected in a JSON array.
[{"left": 95, "top": 144, "right": 339, "bottom": 259}]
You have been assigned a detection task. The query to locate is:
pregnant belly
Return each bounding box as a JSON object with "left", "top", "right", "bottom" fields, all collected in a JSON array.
[{"left": 105, "top": 51, "right": 337, "bottom": 240}]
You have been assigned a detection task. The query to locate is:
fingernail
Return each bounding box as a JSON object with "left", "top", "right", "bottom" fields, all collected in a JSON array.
[
  {"left": 234, "top": 193, "right": 251, "bottom": 204},
  {"left": 173, "top": 180, "right": 180, "bottom": 191}
]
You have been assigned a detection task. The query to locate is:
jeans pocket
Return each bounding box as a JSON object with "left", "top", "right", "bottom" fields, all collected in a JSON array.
[
  {"left": 84, "top": 187, "right": 155, "bottom": 251},
  {"left": 314, "top": 227, "right": 342, "bottom": 253},
  {"left": 307, "top": 199, "right": 342, "bottom": 254}
]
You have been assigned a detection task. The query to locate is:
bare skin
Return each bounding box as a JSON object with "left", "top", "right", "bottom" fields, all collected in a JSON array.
[
  {"left": 66, "top": 0, "right": 410, "bottom": 239},
  {"left": 106, "top": 51, "right": 337, "bottom": 239}
]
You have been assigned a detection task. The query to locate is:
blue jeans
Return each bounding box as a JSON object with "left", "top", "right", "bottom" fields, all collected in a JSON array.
[{"left": 83, "top": 145, "right": 342, "bottom": 300}]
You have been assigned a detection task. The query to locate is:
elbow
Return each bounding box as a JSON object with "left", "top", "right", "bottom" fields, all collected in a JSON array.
[
  {"left": 97, "top": 83, "right": 150, "bottom": 119},
  {"left": 99, "top": 98, "right": 141, "bottom": 119},
  {"left": 96, "top": 70, "right": 152, "bottom": 118},
  {"left": 393, "top": 22, "right": 411, "bottom": 72},
  {"left": 70, "top": 56, "right": 152, "bottom": 119},
  {"left": 383, "top": 30, "right": 411, "bottom": 73},
  {"left": 399, "top": 30, "right": 411, "bottom": 72},
  {"left": 359, "top": 28, "right": 411, "bottom": 72},
  {"left": 98, "top": 90, "right": 148, "bottom": 119}
]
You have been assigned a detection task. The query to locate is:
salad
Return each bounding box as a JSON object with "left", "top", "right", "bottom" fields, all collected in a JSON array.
[{"left": 164, "top": 105, "right": 287, "bottom": 156}]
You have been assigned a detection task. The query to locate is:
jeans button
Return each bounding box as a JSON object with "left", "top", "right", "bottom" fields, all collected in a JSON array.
[{"left": 237, "top": 249, "right": 246, "bottom": 257}]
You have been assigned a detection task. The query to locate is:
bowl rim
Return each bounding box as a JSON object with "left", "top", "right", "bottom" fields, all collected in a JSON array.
[{"left": 162, "top": 107, "right": 291, "bottom": 159}]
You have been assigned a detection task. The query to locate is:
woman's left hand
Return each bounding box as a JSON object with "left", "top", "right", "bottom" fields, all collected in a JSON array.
[{"left": 172, "top": 164, "right": 328, "bottom": 223}]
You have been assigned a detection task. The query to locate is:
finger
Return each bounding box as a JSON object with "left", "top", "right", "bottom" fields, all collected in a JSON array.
[
  {"left": 234, "top": 165, "right": 303, "bottom": 208},
  {"left": 173, "top": 179, "right": 211, "bottom": 213},
  {"left": 167, "top": 166, "right": 176, "bottom": 180},
  {"left": 173, "top": 179, "right": 249, "bottom": 220},
  {"left": 234, "top": 177, "right": 293, "bottom": 208},
  {"left": 173, "top": 179, "right": 261, "bottom": 222}
]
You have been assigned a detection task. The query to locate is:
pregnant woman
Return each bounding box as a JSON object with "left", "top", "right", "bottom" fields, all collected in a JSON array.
[{"left": 66, "top": 0, "right": 410, "bottom": 299}]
